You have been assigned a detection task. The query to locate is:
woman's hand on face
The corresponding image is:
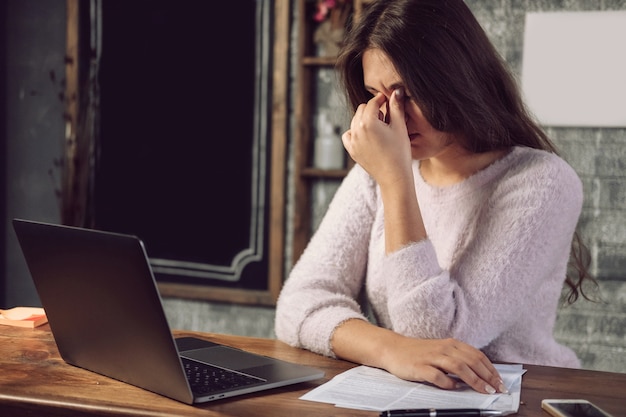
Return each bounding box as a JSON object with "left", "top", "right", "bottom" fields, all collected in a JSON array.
[
  {"left": 342, "top": 89, "right": 413, "bottom": 187},
  {"left": 381, "top": 335, "right": 508, "bottom": 395}
]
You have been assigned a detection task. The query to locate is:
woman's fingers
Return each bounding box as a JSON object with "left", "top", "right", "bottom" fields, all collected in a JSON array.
[
  {"left": 429, "top": 340, "right": 508, "bottom": 394},
  {"left": 382, "top": 337, "right": 507, "bottom": 395},
  {"left": 343, "top": 95, "right": 385, "bottom": 163},
  {"left": 388, "top": 88, "right": 406, "bottom": 129},
  {"left": 434, "top": 355, "right": 498, "bottom": 394},
  {"left": 454, "top": 341, "right": 508, "bottom": 394},
  {"left": 352, "top": 93, "right": 387, "bottom": 130},
  {"left": 367, "top": 93, "right": 389, "bottom": 123}
]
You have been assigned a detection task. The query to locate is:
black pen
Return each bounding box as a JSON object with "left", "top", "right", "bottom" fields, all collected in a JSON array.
[{"left": 379, "top": 409, "right": 504, "bottom": 417}]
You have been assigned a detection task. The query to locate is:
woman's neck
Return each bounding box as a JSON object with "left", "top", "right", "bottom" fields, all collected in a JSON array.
[{"left": 420, "top": 146, "right": 510, "bottom": 187}]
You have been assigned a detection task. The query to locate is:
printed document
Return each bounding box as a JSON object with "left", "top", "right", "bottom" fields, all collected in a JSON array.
[{"left": 300, "top": 363, "right": 525, "bottom": 415}]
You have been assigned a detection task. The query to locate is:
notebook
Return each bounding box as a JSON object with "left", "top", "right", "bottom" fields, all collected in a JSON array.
[{"left": 12, "top": 218, "right": 324, "bottom": 405}]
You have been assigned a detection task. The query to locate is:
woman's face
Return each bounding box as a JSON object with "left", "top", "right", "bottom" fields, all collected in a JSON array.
[{"left": 362, "top": 48, "right": 454, "bottom": 161}]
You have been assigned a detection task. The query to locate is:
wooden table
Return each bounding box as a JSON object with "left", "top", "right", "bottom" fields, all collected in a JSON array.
[{"left": 1, "top": 325, "right": 625, "bottom": 416}]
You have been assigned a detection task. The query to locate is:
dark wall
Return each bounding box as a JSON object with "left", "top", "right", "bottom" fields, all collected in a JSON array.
[
  {"left": 1, "top": 1, "right": 7, "bottom": 307},
  {"left": 2, "top": 0, "right": 65, "bottom": 308}
]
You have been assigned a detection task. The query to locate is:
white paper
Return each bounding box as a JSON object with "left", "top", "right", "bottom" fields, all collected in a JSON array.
[
  {"left": 300, "top": 364, "right": 525, "bottom": 414},
  {"left": 521, "top": 11, "right": 626, "bottom": 127}
]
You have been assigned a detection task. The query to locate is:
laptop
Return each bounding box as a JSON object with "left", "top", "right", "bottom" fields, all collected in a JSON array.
[{"left": 12, "top": 218, "right": 324, "bottom": 405}]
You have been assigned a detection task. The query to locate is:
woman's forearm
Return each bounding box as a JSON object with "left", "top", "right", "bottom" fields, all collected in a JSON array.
[
  {"left": 379, "top": 179, "right": 427, "bottom": 253},
  {"left": 330, "top": 318, "right": 509, "bottom": 395},
  {"left": 331, "top": 318, "right": 400, "bottom": 368}
]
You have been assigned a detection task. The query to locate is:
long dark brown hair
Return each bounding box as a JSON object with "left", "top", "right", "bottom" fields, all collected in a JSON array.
[{"left": 336, "top": 0, "right": 595, "bottom": 302}]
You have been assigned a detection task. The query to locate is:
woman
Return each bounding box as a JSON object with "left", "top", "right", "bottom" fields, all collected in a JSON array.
[{"left": 275, "top": 0, "right": 593, "bottom": 395}]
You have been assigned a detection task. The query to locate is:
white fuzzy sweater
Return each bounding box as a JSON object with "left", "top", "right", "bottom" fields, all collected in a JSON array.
[{"left": 275, "top": 146, "right": 582, "bottom": 368}]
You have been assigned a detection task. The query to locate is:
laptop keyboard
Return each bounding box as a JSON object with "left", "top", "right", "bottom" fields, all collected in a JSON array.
[{"left": 182, "top": 357, "right": 265, "bottom": 395}]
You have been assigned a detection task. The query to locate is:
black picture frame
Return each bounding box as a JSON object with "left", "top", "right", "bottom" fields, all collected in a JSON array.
[{"left": 65, "top": 0, "right": 289, "bottom": 305}]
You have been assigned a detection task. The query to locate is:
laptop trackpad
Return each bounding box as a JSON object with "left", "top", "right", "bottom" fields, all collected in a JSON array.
[{"left": 181, "top": 346, "right": 275, "bottom": 371}]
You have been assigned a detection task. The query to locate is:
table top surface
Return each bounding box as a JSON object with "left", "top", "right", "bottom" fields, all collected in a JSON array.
[{"left": 1, "top": 324, "right": 625, "bottom": 417}]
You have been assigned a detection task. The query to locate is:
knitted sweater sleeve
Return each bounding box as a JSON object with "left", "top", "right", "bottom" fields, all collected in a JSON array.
[
  {"left": 383, "top": 152, "right": 583, "bottom": 350},
  {"left": 274, "top": 165, "right": 377, "bottom": 357}
]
